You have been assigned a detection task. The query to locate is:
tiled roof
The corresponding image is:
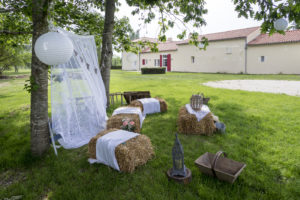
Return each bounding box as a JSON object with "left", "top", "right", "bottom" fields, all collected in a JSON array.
[
  {"left": 141, "top": 41, "right": 178, "bottom": 53},
  {"left": 177, "top": 27, "right": 260, "bottom": 44},
  {"left": 248, "top": 30, "right": 300, "bottom": 45}
]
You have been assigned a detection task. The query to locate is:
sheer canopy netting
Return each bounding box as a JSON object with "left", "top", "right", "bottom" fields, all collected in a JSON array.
[{"left": 51, "top": 28, "right": 107, "bottom": 149}]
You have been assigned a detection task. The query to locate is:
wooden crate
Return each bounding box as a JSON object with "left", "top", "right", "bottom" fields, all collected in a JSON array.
[{"left": 123, "top": 91, "right": 151, "bottom": 104}]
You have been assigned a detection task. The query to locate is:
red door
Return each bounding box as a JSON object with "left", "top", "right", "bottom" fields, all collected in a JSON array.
[{"left": 167, "top": 54, "right": 171, "bottom": 71}]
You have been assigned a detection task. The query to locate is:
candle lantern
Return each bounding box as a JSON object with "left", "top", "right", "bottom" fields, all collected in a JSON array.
[
  {"left": 166, "top": 133, "right": 192, "bottom": 184},
  {"left": 171, "top": 133, "right": 187, "bottom": 177}
]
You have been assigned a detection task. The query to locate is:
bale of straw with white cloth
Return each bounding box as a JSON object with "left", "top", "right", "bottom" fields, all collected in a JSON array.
[
  {"left": 177, "top": 104, "right": 216, "bottom": 135},
  {"left": 107, "top": 107, "right": 145, "bottom": 133},
  {"left": 129, "top": 97, "right": 168, "bottom": 114},
  {"left": 88, "top": 129, "right": 154, "bottom": 173}
]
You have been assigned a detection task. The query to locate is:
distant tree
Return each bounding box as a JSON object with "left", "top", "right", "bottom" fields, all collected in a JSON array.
[{"left": 0, "top": 45, "right": 30, "bottom": 75}]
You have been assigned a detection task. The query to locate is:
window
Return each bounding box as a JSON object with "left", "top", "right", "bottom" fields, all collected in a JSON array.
[
  {"left": 154, "top": 59, "right": 160, "bottom": 66},
  {"left": 191, "top": 56, "right": 195, "bottom": 63},
  {"left": 163, "top": 55, "right": 168, "bottom": 67},
  {"left": 261, "top": 56, "right": 265, "bottom": 62},
  {"left": 225, "top": 47, "right": 232, "bottom": 54}
]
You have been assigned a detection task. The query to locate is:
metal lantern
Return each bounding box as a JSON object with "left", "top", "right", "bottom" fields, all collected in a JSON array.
[
  {"left": 34, "top": 32, "right": 74, "bottom": 65},
  {"left": 171, "top": 133, "right": 187, "bottom": 177},
  {"left": 190, "top": 93, "right": 204, "bottom": 111},
  {"left": 274, "top": 18, "right": 288, "bottom": 31}
]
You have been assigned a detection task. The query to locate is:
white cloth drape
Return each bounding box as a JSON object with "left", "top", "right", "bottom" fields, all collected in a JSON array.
[
  {"left": 51, "top": 28, "right": 107, "bottom": 149},
  {"left": 138, "top": 98, "right": 160, "bottom": 115},
  {"left": 112, "top": 107, "right": 145, "bottom": 128},
  {"left": 88, "top": 130, "right": 139, "bottom": 171},
  {"left": 185, "top": 104, "right": 210, "bottom": 122}
]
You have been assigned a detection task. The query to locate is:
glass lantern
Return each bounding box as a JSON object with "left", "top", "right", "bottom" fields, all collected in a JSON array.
[{"left": 171, "top": 133, "right": 187, "bottom": 177}]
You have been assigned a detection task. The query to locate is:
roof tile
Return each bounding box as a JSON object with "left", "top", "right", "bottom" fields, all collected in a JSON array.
[{"left": 248, "top": 30, "right": 300, "bottom": 45}]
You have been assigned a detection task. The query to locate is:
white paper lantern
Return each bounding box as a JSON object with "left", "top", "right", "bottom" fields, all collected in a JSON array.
[
  {"left": 274, "top": 18, "right": 288, "bottom": 31},
  {"left": 34, "top": 32, "right": 74, "bottom": 65},
  {"left": 127, "top": 53, "right": 137, "bottom": 62}
]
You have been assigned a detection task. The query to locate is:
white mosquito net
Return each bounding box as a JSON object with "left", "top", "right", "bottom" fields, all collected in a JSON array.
[{"left": 51, "top": 28, "right": 107, "bottom": 149}]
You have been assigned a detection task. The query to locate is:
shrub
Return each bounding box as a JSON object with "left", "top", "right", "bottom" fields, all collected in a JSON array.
[
  {"left": 141, "top": 67, "right": 166, "bottom": 74},
  {"left": 111, "top": 65, "right": 122, "bottom": 70}
]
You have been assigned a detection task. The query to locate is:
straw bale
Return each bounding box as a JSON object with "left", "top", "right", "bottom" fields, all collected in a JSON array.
[
  {"left": 177, "top": 106, "right": 216, "bottom": 135},
  {"left": 107, "top": 113, "right": 141, "bottom": 133},
  {"left": 129, "top": 97, "right": 168, "bottom": 113},
  {"left": 88, "top": 129, "right": 155, "bottom": 173}
]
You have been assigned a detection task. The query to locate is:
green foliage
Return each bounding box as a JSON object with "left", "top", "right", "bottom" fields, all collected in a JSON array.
[
  {"left": 141, "top": 67, "right": 166, "bottom": 74},
  {"left": 23, "top": 75, "right": 39, "bottom": 93},
  {"left": 0, "top": 44, "right": 31, "bottom": 75},
  {"left": 1, "top": 71, "right": 300, "bottom": 199},
  {"left": 233, "top": 0, "right": 300, "bottom": 34},
  {"left": 0, "top": 0, "right": 134, "bottom": 52},
  {"left": 112, "top": 56, "right": 121, "bottom": 66}
]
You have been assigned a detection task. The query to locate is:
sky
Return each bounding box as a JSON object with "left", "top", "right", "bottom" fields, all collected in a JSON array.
[{"left": 116, "top": 0, "right": 262, "bottom": 39}]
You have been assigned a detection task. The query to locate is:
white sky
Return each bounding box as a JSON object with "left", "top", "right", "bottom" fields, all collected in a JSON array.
[{"left": 116, "top": 0, "right": 261, "bottom": 39}]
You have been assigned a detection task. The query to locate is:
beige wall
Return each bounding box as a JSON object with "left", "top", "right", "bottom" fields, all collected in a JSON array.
[
  {"left": 173, "top": 39, "right": 246, "bottom": 73},
  {"left": 140, "top": 51, "right": 177, "bottom": 69},
  {"left": 122, "top": 51, "right": 139, "bottom": 71},
  {"left": 247, "top": 43, "right": 300, "bottom": 74}
]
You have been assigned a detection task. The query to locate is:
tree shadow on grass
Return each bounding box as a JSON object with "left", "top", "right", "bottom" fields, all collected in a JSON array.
[
  {"left": 210, "top": 101, "right": 289, "bottom": 198},
  {"left": 0, "top": 94, "right": 13, "bottom": 99}
]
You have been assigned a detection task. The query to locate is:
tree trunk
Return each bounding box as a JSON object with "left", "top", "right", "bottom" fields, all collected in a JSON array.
[
  {"left": 100, "top": 0, "right": 115, "bottom": 107},
  {"left": 30, "top": 0, "right": 50, "bottom": 156}
]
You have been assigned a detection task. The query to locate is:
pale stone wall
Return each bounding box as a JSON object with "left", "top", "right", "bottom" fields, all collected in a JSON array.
[
  {"left": 122, "top": 51, "right": 139, "bottom": 71},
  {"left": 247, "top": 43, "right": 300, "bottom": 74},
  {"left": 173, "top": 39, "right": 246, "bottom": 73}
]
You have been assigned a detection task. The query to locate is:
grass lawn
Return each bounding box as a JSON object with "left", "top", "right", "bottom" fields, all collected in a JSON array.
[{"left": 1, "top": 70, "right": 300, "bottom": 200}]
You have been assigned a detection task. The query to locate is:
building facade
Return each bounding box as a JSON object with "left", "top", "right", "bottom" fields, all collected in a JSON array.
[{"left": 122, "top": 27, "right": 300, "bottom": 74}]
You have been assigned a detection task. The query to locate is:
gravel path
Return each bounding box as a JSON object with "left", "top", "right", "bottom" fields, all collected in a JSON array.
[{"left": 203, "top": 80, "right": 300, "bottom": 97}]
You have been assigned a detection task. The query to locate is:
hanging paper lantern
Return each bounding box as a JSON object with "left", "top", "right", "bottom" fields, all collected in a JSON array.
[
  {"left": 274, "top": 18, "right": 288, "bottom": 31},
  {"left": 34, "top": 32, "right": 74, "bottom": 65}
]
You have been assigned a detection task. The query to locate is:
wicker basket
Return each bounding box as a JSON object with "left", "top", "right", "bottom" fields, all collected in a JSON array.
[
  {"left": 190, "top": 94, "right": 204, "bottom": 111},
  {"left": 195, "top": 151, "right": 246, "bottom": 183}
]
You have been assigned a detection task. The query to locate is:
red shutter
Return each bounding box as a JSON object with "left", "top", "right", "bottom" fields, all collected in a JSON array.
[
  {"left": 160, "top": 55, "right": 162, "bottom": 67},
  {"left": 167, "top": 54, "right": 171, "bottom": 71},
  {"left": 142, "top": 59, "right": 145, "bottom": 65}
]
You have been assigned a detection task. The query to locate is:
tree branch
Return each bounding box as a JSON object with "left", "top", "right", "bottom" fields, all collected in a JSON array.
[{"left": 0, "top": 30, "right": 32, "bottom": 35}]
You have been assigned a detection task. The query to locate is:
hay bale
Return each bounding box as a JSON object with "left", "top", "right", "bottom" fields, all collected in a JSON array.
[
  {"left": 129, "top": 97, "right": 168, "bottom": 113},
  {"left": 107, "top": 113, "right": 141, "bottom": 133},
  {"left": 88, "top": 129, "right": 155, "bottom": 173},
  {"left": 177, "top": 106, "right": 216, "bottom": 135}
]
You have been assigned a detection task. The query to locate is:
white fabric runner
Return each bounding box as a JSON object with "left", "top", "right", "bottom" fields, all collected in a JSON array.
[
  {"left": 112, "top": 107, "right": 145, "bottom": 128},
  {"left": 138, "top": 98, "right": 160, "bottom": 115},
  {"left": 185, "top": 104, "right": 211, "bottom": 122},
  {"left": 88, "top": 130, "right": 139, "bottom": 171}
]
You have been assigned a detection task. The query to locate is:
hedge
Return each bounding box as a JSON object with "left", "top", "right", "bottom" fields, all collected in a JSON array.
[
  {"left": 111, "top": 65, "right": 122, "bottom": 70},
  {"left": 141, "top": 67, "right": 166, "bottom": 74}
]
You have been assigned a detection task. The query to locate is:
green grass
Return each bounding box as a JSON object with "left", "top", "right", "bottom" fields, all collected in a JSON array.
[{"left": 1, "top": 70, "right": 300, "bottom": 200}]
